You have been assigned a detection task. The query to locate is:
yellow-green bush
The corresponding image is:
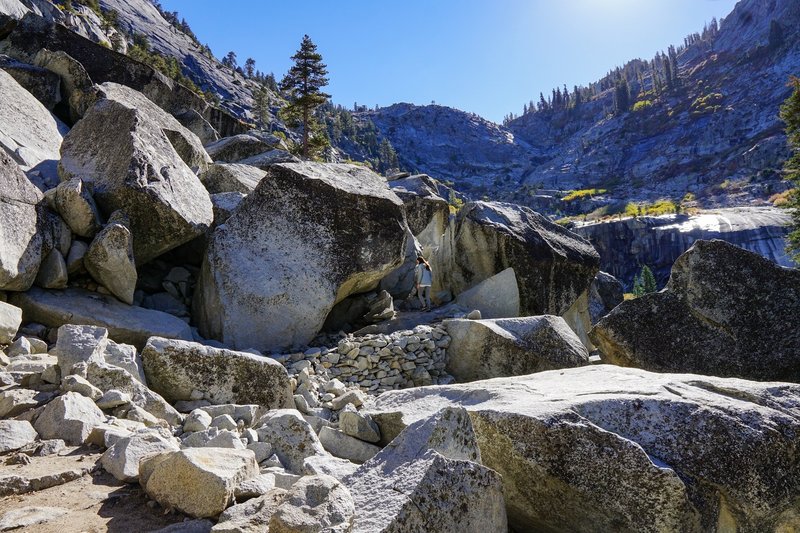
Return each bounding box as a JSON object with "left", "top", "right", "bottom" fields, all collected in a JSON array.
[{"left": 561, "top": 188, "right": 607, "bottom": 202}]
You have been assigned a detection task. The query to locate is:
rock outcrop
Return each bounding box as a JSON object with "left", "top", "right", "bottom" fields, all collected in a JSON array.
[
  {"left": 9, "top": 287, "right": 193, "bottom": 349},
  {"left": 590, "top": 240, "right": 800, "bottom": 381},
  {"left": 59, "top": 82, "right": 213, "bottom": 264},
  {"left": 141, "top": 337, "right": 294, "bottom": 409},
  {"left": 370, "top": 365, "right": 800, "bottom": 532},
  {"left": 444, "top": 316, "right": 589, "bottom": 382},
  {"left": 200, "top": 163, "right": 265, "bottom": 195},
  {"left": 437, "top": 201, "right": 599, "bottom": 316},
  {"left": 194, "top": 162, "right": 407, "bottom": 351}
]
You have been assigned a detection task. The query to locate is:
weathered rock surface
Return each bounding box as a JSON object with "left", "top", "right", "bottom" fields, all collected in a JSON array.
[
  {"left": 140, "top": 448, "right": 258, "bottom": 518},
  {"left": 0, "top": 300, "right": 21, "bottom": 344},
  {"left": 255, "top": 410, "right": 326, "bottom": 474},
  {"left": 438, "top": 201, "right": 600, "bottom": 316},
  {"left": 9, "top": 287, "right": 193, "bottom": 349},
  {"left": 345, "top": 407, "right": 506, "bottom": 533},
  {"left": 59, "top": 82, "right": 213, "bottom": 264},
  {"left": 84, "top": 211, "right": 137, "bottom": 304},
  {"left": 318, "top": 426, "right": 380, "bottom": 464},
  {"left": 101, "top": 429, "right": 180, "bottom": 482},
  {"left": 0, "top": 420, "right": 38, "bottom": 454},
  {"left": 0, "top": 150, "right": 46, "bottom": 291},
  {"left": 444, "top": 315, "right": 589, "bottom": 382},
  {"left": 269, "top": 474, "right": 355, "bottom": 533},
  {"left": 195, "top": 162, "right": 407, "bottom": 351},
  {"left": 590, "top": 240, "right": 800, "bottom": 381},
  {"left": 370, "top": 365, "right": 800, "bottom": 532},
  {"left": 212, "top": 489, "right": 287, "bottom": 533},
  {"left": 49, "top": 177, "right": 102, "bottom": 238},
  {"left": 141, "top": 337, "right": 293, "bottom": 408},
  {"left": 452, "top": 267, "right": 520, "bottom": 319},
  {"left": 0, "top": 68, "right": 65, "bottom": 176},
  {"left": 588, "top": 271, "right": 624, "bottom": 323},
  {"left": 200, "top": 163, "right": 266, "bottom": 194},
  {"left": 34, "top": 249, "right": 67, "bottom": 289},
  {"left": 34, "top": 392, "right": 105, "bottom": 445},
  {"left": 0, "top": 389, "right": 50, "bottom": 418},
  {"left": 54, "top": 323, "right": 107, "bottom": 374},
  {"left": 338, "top": 405, "right": 380, "bottom": 444},
  {"left": 103, "top": 339, "right": 146, "bottom": 384},
  {"left": 0, "top": 54, "right": 60, "bottom": 110},
  {"left": 205, "top": 134, "right": 281, "bottom": 163},
  {"left": 32, "top": 48, "right": 96, "bottom": 124}
]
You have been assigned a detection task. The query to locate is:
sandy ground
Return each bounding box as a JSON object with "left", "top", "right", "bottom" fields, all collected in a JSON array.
[{"left": 0, "top": 448, "right": 192, "bottom": 532}]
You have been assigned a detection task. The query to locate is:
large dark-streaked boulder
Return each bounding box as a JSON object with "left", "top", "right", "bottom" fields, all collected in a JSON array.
[
  {"left": 194, "top": 162, "right": 407, "bottom": 352},
  {"left": 0, "top": 54, "right": 60, "bottom": 110},
  {"left": 141, "top": 337, "right": 294, "bottom": 409},
  {"left": 59, "top": 83, "right": 213, "bottom": 264},
  {"left": 370, "top": 365, "right": 800, "bottom": 532},
  {"left": 8, "top": 287, "right": 192, "bottom": 349},
  {"left": 590, "top": 240, "right": 800, "bottom": 381},
  {"left": 438, "top": 201, "right": 600, "bottom": 316},
  {"left": 444, "top": 315, "right": 589, "bottom": 382}
]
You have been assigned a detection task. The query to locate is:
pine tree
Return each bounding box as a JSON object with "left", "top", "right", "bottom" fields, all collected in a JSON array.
[
  {"left": 280, "top": 35, "right": 330, "bottom": 159},
  {"left": 244, "top": 58, "right": 256, "bottom": 78},
  {"left": 222, "top": 51, "right": 237, "bottom": 69},
  {"left": 780, "top": 76, "right": 800, "bottom": 263},
  {"left": 632, "top": 265, "right": 657, "bottom": 296}
]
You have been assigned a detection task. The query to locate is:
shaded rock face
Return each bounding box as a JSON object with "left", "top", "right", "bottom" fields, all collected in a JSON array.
[
  {"left": 60, "top": 83, "right": 213, "bottom": 264},
  {"left": 195, "top": 162, "right": 407, "bottom": 352},
  {"left": 574, "top": 207, "right": 793, "bottom": 289},
  {"left": 590, "top": 240, "right": 800, "bottom": 382},
  {"left": 0, "top": 67, "right": 65, "bottom": 179},
  {"left": 0, "top": 150, "right": 46, "bottom": 291},
  {"left": 141, "top": 337, "right": 294, "bottom": 409},
  {"left": 0, "top": 54, "right": 60, "bottom": 110},
  {"left": 588, "top": 271, "right": 624, "bottom": 324},
  {"left": 199, "top": 163, "right": 265, "bottom": 195},
  {"left": 438, "top": 201, "right": 600, "bottom": 316},
  {"left": 370, "top": 365, "right": 800, "bottom": 532},
  {"left": 204, "top": 134, "right": 282, "bottom": 164},
  {"left": 444, "top": 316, "right": 589, "bottom": 382}
]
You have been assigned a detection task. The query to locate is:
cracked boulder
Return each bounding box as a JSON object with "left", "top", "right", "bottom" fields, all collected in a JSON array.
[
  {"left": 370, "top": 365, "right": 800, "bottom": 532},
  {"left": 194, "top": 162, "right": 407, "bottom": 351},
  {"left": 590, "top": 240, "right": 800, "bottom": 381},
  {"left": 59, "top": 82, "right": 212, "bottom": 264}
]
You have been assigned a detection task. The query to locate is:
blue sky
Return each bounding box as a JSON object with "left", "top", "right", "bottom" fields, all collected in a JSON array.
[{"left": 160, "top": 0, "right": 740, "bottom": 123}]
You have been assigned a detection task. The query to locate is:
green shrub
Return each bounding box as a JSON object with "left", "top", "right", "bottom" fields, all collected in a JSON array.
[
  {"left": 632, "top": 100, "right": 654, "bottom": 112},
  {"left": 561, "top": 188, "right": 607, "bottom": 202}
]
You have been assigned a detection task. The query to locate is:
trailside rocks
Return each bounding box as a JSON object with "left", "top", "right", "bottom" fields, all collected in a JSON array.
[
  {"left": 370, "top": 365, "right": 800, "bottom": 532},
  {"left": 269, "top": 474, "right": 355, "bottom": 533},
  {"left": 59, "top": 82, "right": 213, "bottom": 264},
  {"left": 0, "top": 300, "right": 22, "bottom": 344},
  {"left": 590, "top": 240, "right": 800, "bottom": 381},
  {"left": 9, "top": 287, "right": 193, "bottom": 349},
  {"left": 0, "top": 420, "right": 38, "bottom": 454},
  {"left": 195, "top": 162, "right": 407, "bottom": 352},
  {"left": 444, "top": 316, "right": 589, "bottom": 382},
  {"left": 0, "top": 151, "right": 46, "bottom": 291},
  {"left": 33, "top": 391, "right": 104, "bottom": 445},
  {"left": 84, "top": 211, "right": 137, "bottom": 304},
  {"left": 0, "top": 68, "right": 65, "bottom": 175},
  {"left": 49, "top": 177, "right": 102, "bottom": 238},
  {"left": 53, "top": 324, "right": 107, "bottom": 374},
  {"left": 141, "top": 337, "right": 293, "bottom": 409},
  {"left": 438, "top": 201, "right": 599, "bottom": 316},
  {"left": 255, "top": 410, "right": 326, "bottom": 474},
  {"left": 140, "top": 448, "right": 259, "bottom": 518},
  {"left": 101, "top": 430, "right": 180, "bottom": 482}
]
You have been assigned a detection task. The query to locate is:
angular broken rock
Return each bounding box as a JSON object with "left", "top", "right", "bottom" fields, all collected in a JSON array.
[
  {"left": 0, "top": 389, "right": 50, "bottom": 418},
  {"left": 212, "top": 489, "right": 287, "bottom": 533},
  {"left": 101, "top": 429, "right": 180, "bottom": 483},
  {"left": 141, "top": 337, "right": 294, "bottom": 408},
  {"left": 344, "top": 408, "right": 505, "bottom": 533},
  {"left": 194, "top": 162, "right": 407, "bottom": 351},
  {"left": 84, "top": 211, "right": 137, "bottom": 304},
  {"left": 255, "top": 410, "right": 326, "bottom": 474},
  {"left": 60, "top": 374, "right": 102, "bottom": 401},
  {"left": 103, "top": 339, "right": 146, "bottom": 384},
  {"left": 319, "top": 426, "right": 380, "bottom": 464},
  {"left": 338, "top": 404, "right": 380, "bottom": 443},
  {"left": 59, "top": 82, "right": 213, "bottom": 264},
  {"left": 200, "top": 163, "right": 266, "bottom": 194},
  {"left": 0, "top": 420, "right": 38, "bottom": 454},
  {"left": 444, "top": 315, "right": 589, "bottom": 382},
  {"left": 34, "top": 391, "right": 105, "bottom": 445},
  {"left": 453, "top": 267, "right": 520, "bottom": 319},
  {"left": 50, "top": 177, "right": 103, "bottom": 238},
  {"left": 9, "top": 287, "right": 193, "bottom": 349},
  {"left": 140, "top": 448, "right": 258, "bottom": 518},
  {"left": 204, "top": 134, "right": 281, "bottom": 164},
  {"left": 0, "top": 300, "right": 22, "bottom": 344},
  {"left": 269, "top": 474, "right": 355, "bottom": 533},
  {"left": 370, "top": 365, "right": 800, "bottom": 532},
  {"left": 54, "top": 323, "right": 108, "bottom": 374},
  {"left": 34, "top": 249, "right": 68, "bottom": 290},
  {"left": 590, "top": 240, "right": 800, "bottom": 382},
  {"left": 438, "top": 201, "right": 600, "bottom": 316}
]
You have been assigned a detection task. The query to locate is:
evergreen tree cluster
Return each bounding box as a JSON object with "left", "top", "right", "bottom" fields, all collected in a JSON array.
[
  {"left": 632, "top": 265, "right": 658, "bottom": 297},
  {"left": 780, "top": 76, "right": 800, "bottom": 263},
  {"left": 323, "top": 104, "right": 400, "bottom": 173},
  {"left": 506, "top": 17, "right": 722, "bottom": 123}
]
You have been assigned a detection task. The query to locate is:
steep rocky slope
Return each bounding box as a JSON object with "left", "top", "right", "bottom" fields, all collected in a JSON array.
[{"left": 361, "top": 0, "right": 800, "bottom": 212}]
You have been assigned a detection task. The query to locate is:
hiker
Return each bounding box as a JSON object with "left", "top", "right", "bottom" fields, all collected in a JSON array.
[{"left": 414, "top": 256, "right": 433, "bottom": 311}]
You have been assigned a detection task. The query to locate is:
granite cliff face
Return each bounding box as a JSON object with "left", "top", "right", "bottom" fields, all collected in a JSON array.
[
  {"left": 360, "top": 0, "right": 800, "bottom": 211},
  {"left": 573, "top": 207, "right": 792, "bottom": 288}
]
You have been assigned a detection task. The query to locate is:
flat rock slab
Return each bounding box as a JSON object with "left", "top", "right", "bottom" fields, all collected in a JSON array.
[
  {"left": 0, "top": 447, "right": 101, "bottom": 497},
  {"left": 0, "top": 506, "right": 69, "bottom": 531},
  {"left": 9, "top": 287, "right": 193, "bottom": 349}
]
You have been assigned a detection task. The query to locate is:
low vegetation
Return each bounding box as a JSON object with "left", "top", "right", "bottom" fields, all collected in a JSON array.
[{"left": 561, "top": 188, "right": 607, "bottom": 202}]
